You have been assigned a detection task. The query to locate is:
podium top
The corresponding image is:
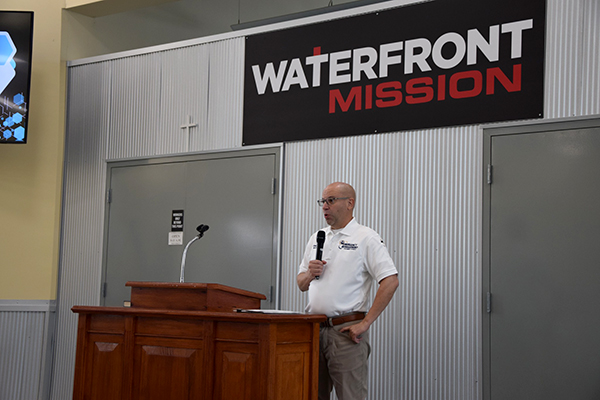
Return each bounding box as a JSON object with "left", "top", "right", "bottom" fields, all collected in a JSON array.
[
  {"left": 125, "top": 281, "right": 266, "bottom": 312},
  {"left": 126, "top": 281, "right": 266, "bottom": 299}
]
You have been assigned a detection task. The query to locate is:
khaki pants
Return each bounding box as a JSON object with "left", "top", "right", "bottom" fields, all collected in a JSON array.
[{"left": 318, "top": 321, "right": 371, "bottom": 400}]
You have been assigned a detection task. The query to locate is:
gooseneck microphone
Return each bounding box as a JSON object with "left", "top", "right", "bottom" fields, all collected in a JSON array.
[
  {"left": 196, "top": 224, "right": 209, "bottom": 236},
  {"left": 315, "top": 230, "right": 325, "bottom": 280},
  {"left": 179, "top": 224, "right": 210, "bottom": 283}
]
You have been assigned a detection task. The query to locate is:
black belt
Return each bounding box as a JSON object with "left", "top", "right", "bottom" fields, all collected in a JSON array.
[{"left": 320, "top": 312, "right": 366, "bottom": 328}]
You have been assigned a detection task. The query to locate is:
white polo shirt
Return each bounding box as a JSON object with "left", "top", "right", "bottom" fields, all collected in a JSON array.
[{"left": 298, "top": 218, "right": 398, "bottom": 316}]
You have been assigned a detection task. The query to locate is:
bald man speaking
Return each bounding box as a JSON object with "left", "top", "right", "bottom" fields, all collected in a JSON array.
[{"left": 297, "top": 182, "right": 399, "bottom": 400}]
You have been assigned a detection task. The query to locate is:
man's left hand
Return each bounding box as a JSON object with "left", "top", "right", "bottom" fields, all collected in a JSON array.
[{"left": 340, "top": 320, "right": 369, "bottom": 344}]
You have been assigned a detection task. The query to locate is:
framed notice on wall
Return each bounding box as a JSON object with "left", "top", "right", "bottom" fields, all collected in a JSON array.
[
  {"left": 243, "top": 0, "right": 546, "bottom": 145},
  {"left": 0, "top": 11, "right": 34, "bottom": 144}
]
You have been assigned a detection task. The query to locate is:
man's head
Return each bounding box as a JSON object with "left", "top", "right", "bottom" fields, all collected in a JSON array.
[{"left": 320, "top": 182, "right": 356, "bottom": 229}]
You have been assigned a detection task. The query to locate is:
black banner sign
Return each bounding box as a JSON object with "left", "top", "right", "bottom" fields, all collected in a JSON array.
[{"left": 243, "top": 0, "right": 546, "bottom": 145}]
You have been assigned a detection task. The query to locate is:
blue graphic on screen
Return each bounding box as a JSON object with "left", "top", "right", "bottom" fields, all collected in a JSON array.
[
  {"left": 0, "top": 32, "right": 16, "bottom": 91},
  {"left": 1, "top": 31, "right": 26, "bottom": 142},
  {"left": 0, "top": 12, "right": 33, "bottom": 144}
]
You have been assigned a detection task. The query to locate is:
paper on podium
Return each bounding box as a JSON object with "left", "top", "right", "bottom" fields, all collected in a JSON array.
[{"left": 237, "top": 309, "right": 301, "bottom": 314}]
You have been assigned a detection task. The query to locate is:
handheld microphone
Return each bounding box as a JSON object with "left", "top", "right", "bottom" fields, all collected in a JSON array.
[{"left": 315, "top": 230, "right": 325, "bottom": 280}]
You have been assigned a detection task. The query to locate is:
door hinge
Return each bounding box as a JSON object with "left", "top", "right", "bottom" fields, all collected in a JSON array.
[
  {"left": 486, "top": 292, "right": 492, "bottom": 313},
  {"left": 271, "top": 178, "right": 277, "bottom": 195},
  {"left": 487, "top": 164, "right": 493, "bottom": 185},
  {"left": 106, "top": 189, "right": 112, "bottom": 203},
  {"left": 102, "top": 282, "right": 107, "bottom": 298},
  {"left": 268, "top": 286, "right": 274, "bottom": 303}
]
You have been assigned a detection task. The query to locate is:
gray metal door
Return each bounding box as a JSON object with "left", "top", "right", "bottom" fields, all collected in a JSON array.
[
  {"left": 102, "top": 148, "right": 280, "bottom": 308},
  {"left": 483, "top": 119, "right": 600, "bottom": 399}
]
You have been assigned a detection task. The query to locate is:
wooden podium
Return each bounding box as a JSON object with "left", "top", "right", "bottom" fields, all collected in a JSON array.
[{"left": 72, "top": 282, "right": 325, "bottom": 400}]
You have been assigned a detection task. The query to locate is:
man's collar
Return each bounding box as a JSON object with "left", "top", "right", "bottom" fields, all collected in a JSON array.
[{"left": 324, "top": 218, "right": 358, "bottom": 236}]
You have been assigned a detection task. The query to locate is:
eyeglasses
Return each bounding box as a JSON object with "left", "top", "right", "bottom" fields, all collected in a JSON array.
[{"left": 317, "top": 197, "right": 349, "bottom": 206}]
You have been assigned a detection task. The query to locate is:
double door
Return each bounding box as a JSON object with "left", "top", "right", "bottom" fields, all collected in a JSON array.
[{"left": 102, "top": 148, "right": 281, "bottom": 308}]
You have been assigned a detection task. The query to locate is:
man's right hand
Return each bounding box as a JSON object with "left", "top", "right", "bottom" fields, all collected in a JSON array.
[
  {"left": 297, "top": 260, "right": 327, "bottom": 291},
  {"left": 307, "top": 259, "right": 326, "bottom": 279}
]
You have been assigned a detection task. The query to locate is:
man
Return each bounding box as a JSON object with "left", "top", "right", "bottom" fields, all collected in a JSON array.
[{"left": 297, "top": 182, "right": 399, "bottom": 400}]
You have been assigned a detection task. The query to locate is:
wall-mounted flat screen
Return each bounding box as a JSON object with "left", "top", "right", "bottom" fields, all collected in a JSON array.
[{"left": 0, "top": 11, "right": 33, "bottom": 144}]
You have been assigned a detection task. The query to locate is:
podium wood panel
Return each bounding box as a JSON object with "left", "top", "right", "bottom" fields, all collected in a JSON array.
[
  {"left": 72, "top": 283, "right": 324, "bottom": 400},
  {"left": 133, "top": 337, "right": 205, "bottom": 400},
  {"left": 214, "top": 342, "right": 258, "bottom": 400},
  {"left": 85, "top": 334, "right": 124, "bottom": 400}
]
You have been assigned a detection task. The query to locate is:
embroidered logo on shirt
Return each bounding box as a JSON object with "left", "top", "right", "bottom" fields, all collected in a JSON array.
[{"left": 338, "top": 240, "right": 358, "bottom": 250}]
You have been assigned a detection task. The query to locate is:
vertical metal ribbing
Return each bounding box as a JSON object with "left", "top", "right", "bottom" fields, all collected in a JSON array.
[
  {"left": 206, "top": 38, "right": 245, "bottom": 150},
  {"left": 544, "top": 0, "right": 600, "bottom": 118},
  {"left": 0, "top": 311, "right": 47, "bottom": 400},
  {"left": 580, "top": 0, "right": 600, "bottom": 116},
  {"left": 106, "top": 53, "right": 162, "bottom": 160},
  {"left": 51, "top": 62, "right": 111, "bottom": 400},
  {"left": 106, "top": 38, "right": 244, "bottom": 160},
  {"left": 157, "top": 44, "right": 210, "bottom": 155},
  {"left": 545, "top": 0, "right": 583, "bottom": 119}
]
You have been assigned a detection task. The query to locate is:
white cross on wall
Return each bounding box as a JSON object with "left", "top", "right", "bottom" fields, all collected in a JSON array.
[{"left": 180, "top": 115, "right": 198, "bottom": 151}]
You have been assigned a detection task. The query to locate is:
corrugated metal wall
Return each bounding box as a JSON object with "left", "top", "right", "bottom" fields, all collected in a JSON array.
[
  {"left": 48, "top": 0, "right": 600, "bottom": 399},
  {"left": 545, "top": 0, "right": 600, "bottom": 118},
  {"left": 51, "top": 61, "right": 111, "bottom": 400},
  {"left": 0, "top": 302, "right": 54, "bottom": 400},
  {"left": 104, "top": 38, "right": 244, "bottom": 159}
]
